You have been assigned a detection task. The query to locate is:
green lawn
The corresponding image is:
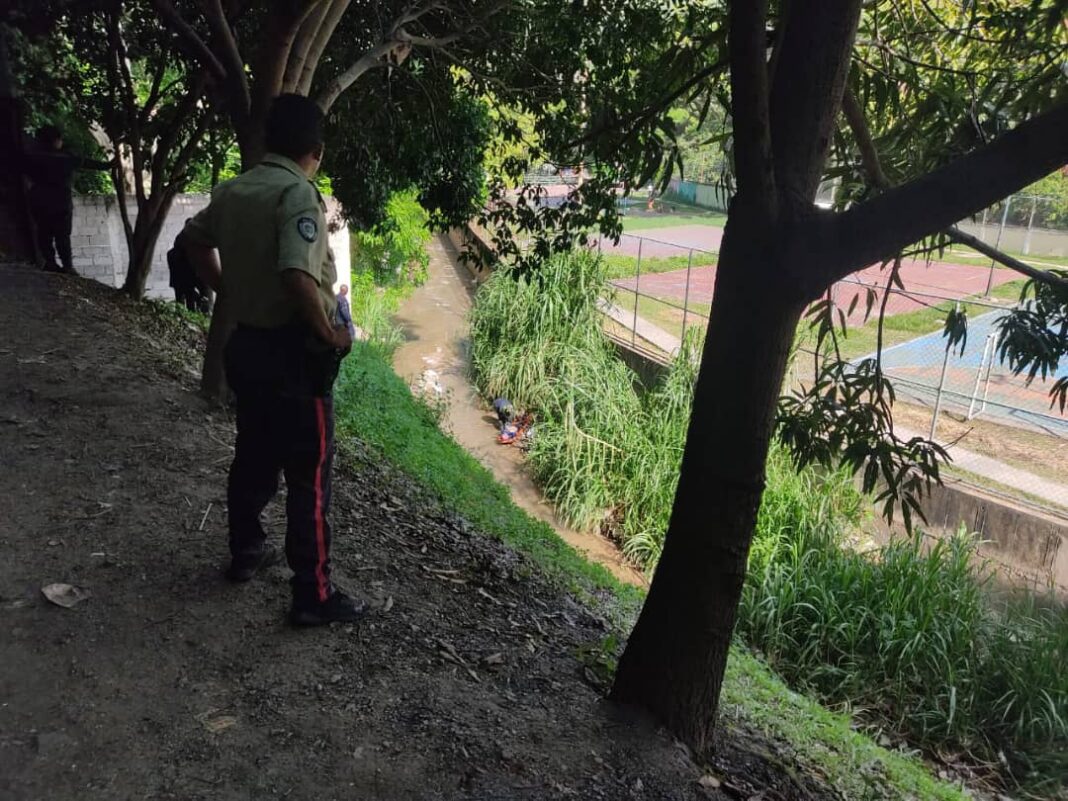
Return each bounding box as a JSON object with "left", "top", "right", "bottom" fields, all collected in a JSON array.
[
  {"left": 619, "top": 211, "right": 727, "bottom": 231},
  {"left": 602, "top": 252, "right": 706, "bottom": 280},
  {"left": 330, "top": 341, "right": 970, "bottom": 801}
]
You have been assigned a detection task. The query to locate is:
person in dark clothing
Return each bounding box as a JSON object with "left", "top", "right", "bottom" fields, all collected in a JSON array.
[
  {"left": 336, "top": 283, "right": 356, "bottom": 339},
  {"left": 167, "top": 230, "right": 211, "bottom": 313},
  {"left": 182, "top": 94, "right": 362, "bottom": 627},
  {"left": 493, "top": 397, "right": 515, "bottom": 432},
  {"left": 21, "top": 125, "right": 110, "bottom": 275}
]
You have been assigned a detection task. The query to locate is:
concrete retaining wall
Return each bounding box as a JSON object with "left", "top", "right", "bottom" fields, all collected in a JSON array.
[
  {"left": 447, "top": 223, "right": 495, "bottom": 284},
  {"left": 71, "top": 193, "right": 351, "bottom": 298},
  {"left": 879, "top": 478, "right": 1068, "bottom": 595}
]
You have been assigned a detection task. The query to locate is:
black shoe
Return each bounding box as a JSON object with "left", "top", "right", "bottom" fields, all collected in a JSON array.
[
  {"left": 225, "top": 545, "right": 282, "bottom": 583},
  {"left": 289, "top": 591, "right": 368, "bottom": 627}
]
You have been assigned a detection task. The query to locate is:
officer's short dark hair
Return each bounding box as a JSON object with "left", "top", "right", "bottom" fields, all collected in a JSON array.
[
  {"left": 36, "top": 125, "right": 62, "bottom": 146},
  {"left": 264, "top": 94, "right": 324, "bottom": 161}
]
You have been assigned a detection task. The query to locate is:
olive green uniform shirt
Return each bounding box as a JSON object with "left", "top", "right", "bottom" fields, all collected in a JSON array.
[{"left": 183, "top": 153, "right": 338, "bottom": 329}]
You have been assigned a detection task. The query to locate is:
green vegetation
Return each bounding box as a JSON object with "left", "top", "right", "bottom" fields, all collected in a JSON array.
[
  {"left": 740, "top": 519, "right": 1068, "bottom": 792},
  {"left": 468, "top": 250, "right": 1067, "bottom": 794},
  {"left": 330, "top": 337, "right": 969, "bottom": 801},
  {"left": 346, "top": 189, "right": 435, "bottom": 354},
  {"left": 603, "top": 252, "right": 692, "bottom": 279},
  {"left": 721, "top": 650, "right": 969, "bottom": 801},
  {"left": 346, "top": 274, "right": 408, "bottom": 354},
  {"left": 470, "top": 251, "right": 698, "bottom": 567},
  {"left": 351, "top": 188, "right": 432, "bottom": 287},
  {"left": 610, "top": 288, "right": 710, "bottom": 347},
  {"left": 946, "top": 247, "right": 1068, "bottom": 270},
  {"left": 600, "top": 251, "right": 718, "bottom": 281}
]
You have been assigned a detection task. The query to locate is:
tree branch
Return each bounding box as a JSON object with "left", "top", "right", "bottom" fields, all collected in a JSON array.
[
  {"left": 250, "top": 1, "right": 326, "bottom": 128},
  {"left": 106, "top": 13, "right": 146, "bottom": 205},
  {"left": 112, "top": 149, "right": 135, "bottom": 249},
  {"left": 841, "top": 86, "right": 889, "bottom": 189},
  {"left": 283, "top": 0, "right": 329, "bottom": 92},
  {"left": 393, "top": 29, "right": 461, "bottom": 49},
  {"left": 563, "top": 56, "right": 729, "bottom": 151},
  {"left": 768, "top": 0, "right": 863, "bottom": 209},
  {"left": 830, "top": 100, "right": 1068, "bottom": 284},
  {"left": 946, "top": 227, "right": 1068, "bottom": 292},
  {"left": 166, "top": 110, "right": 214, "bottom": 192},
  {"left": 728, "top": 0, "right": 776, "bottom": 216},
  {"left": 138, "top": 60, "right": 168, "bottom": 129},
  {"left": 202, "top": 0, "right": 251, "bottom": 119},
  {"left": 296, "top": 0, "right": 352, "bottom": 96},
  {"left": 149, "top": 0, "right": 228, "bottom": 80},
  {"left": 395, "top": 0, "right": 447, "bottom": 28},
  {"left": 314, "top": 39, "right": 401, "bottom": 112},
  {"left": 150, "top": 73, "right": 208, "bottom": 196},
  {"left": 841, "top": 85, "right": 1068, "bottom": 293},
  {"left": 314, "top": 2, "right": 499, "bottom": 113}
]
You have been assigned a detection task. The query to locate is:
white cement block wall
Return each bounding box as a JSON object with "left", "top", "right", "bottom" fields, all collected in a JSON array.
[{"left": 71, "top": 193, "right": 352, "bottom": 300}]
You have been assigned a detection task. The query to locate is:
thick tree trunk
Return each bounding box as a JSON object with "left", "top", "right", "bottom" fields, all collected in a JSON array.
[
  {"left": 236, "top": 120, "right": 265, "bottom": 172},
  {"left": 610, "top": 214, "right": 808, "bottom": 752},
  {"left": 122, "top": 193, "right": 175, "bottom": 298}
]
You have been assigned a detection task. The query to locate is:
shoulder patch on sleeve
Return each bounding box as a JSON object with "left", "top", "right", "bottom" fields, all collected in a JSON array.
[{"left": 297, "top": 216, "right": 318, "bottom": 243}]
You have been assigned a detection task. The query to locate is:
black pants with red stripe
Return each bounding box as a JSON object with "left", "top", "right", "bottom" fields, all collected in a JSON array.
[{"left": 224, "top": 324, "right": 342, "bottom": 604}]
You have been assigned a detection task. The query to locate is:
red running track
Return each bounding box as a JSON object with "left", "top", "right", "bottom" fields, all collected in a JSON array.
[{"left": 607, "top": 226, "right": 1019, "bottom": 322}]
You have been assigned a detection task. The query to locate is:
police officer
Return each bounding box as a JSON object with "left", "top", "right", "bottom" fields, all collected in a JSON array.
[
  {"left": 182, "top": 94, "right": 364, "bottom": 626},
  {"left": 22, "top": 125, "right": 110, "bottom": 274}
]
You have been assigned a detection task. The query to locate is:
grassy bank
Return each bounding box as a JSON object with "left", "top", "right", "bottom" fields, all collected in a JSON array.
[{"left": 331, "top": 337, "right": 971, "bottom": 801}]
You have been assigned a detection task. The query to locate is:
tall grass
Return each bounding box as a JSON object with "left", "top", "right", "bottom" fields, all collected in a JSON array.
[
  {"left": 346, "top": 187, "right": 431, "bottom": 355},
  {"left": 469, "top": 250, "right": 1068, "bottom": 794},
  {"left": 348, "top": 272, "right": 406, "bottom": 354},
  {"left": 469, "top": 251, "right": 692, "bottom": 563},
  {"left": 740, "top": 518, "right": 1068, "bottom": 791}
]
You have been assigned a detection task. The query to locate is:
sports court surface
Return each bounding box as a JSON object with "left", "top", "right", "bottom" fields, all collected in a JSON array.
[
  {"left": 872, "top": 310, "right": 1068, "bottom": 437},
  {"left": 610, "top": 226, "right": 1016, "bottom": 320}
]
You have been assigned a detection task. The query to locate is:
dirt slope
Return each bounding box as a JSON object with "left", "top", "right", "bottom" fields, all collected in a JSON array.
[{"left": 0, "top": 263, "right": 831, "bottom": 801}]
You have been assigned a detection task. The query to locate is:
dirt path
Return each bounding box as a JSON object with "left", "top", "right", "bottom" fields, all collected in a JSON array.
[
  {"left": 0, "top": 263, "right": 836, "bottom": 801},
  {"left": 391, "top": 236, "right": 646, "bottom": 587}
]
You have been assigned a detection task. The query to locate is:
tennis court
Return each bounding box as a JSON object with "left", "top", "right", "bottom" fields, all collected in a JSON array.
[{"left": 869, "top": 310, "right": 1068, "bottom": 438}]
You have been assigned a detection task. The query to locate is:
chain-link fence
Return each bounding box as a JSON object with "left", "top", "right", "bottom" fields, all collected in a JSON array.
[
  {"left": 958, "top": 194, "right": 1068, "bottom": 260},
  {"left": 587, "top": 228, "right": 1068, "bottom": 512}
]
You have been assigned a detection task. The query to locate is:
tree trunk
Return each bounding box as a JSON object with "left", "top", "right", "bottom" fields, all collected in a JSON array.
[
  {"left": 122, "top": 193, "right": 175, "bottom": 298},
  {"left": 610, "top": 213, "right": 809, "bottom": 753},
  {"left": 236, "top": 120, "right": 265, "bottom": 172}
]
